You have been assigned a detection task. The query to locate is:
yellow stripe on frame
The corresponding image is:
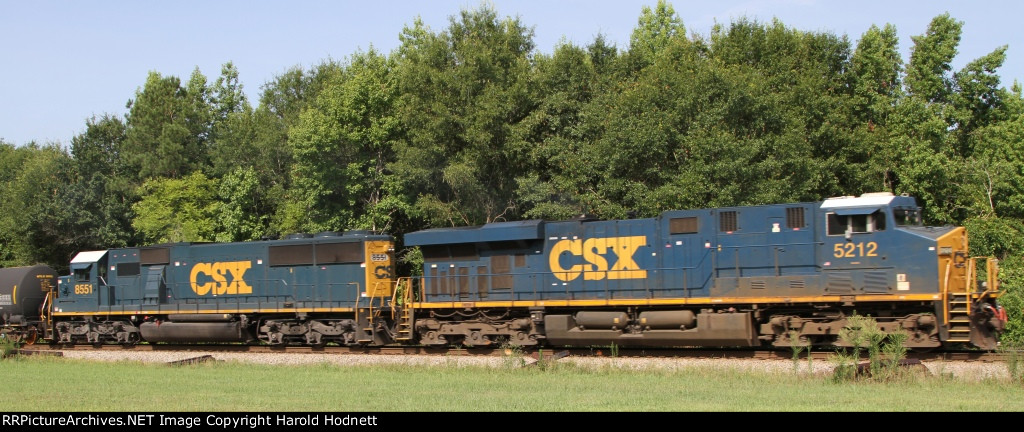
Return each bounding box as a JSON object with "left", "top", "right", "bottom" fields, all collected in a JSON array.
[
  {"left": 413, "top": 293, "right": 942, "bottom": 309},
  {"left": 53, "top": 307, "right": 357, "bottom": 317}
]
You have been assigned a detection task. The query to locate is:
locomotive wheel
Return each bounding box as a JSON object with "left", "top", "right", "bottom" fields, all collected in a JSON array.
[
  {"left": 306, "top": 331, "right": 326, "bottom": 348},
  {"left": 23, "top": 329, "right": 38, "bottom": 345},
  {"left": 121, "top": 333, "right": 140, "bottom": 347}
]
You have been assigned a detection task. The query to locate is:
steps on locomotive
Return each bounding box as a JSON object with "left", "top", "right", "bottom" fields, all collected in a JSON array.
[
  {"left": 946, "top": 292, "right": 972, "bottom": 343},
  {"left": 395, "top": 308, "right": 413, "bottom": 342}
]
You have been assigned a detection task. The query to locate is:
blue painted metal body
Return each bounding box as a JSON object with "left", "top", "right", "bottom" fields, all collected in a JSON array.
[
  {"left": 404, "top": 194, "right": 950, "bottom": 303},
  {"left": 55, "top": 232, "right": 392, "bottom": 315}
]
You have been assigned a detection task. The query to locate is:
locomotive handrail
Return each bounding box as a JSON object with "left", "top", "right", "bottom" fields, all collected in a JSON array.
[
  {"left": 349, "top": 282, "right": 362, "bottom": 325},
  {"left": 713, "top": 241, "right": 821, "bottom": 249},
  {"left": 942, "top": 261, "right": 953, "bottom": 324},
  {"left": 415, "top": 252, "right": 724, "bottom": 303},
  {"left": 972, "top": 257, "right": 1001, "bottom": 300}
]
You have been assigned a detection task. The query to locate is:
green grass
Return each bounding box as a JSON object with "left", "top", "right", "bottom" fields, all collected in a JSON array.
[{"left": 2, "top": 356, "right": 1023, "bottom": 411}]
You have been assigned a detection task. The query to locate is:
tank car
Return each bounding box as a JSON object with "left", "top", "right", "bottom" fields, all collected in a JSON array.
[
  {"left": 0, "top": 264, "right": 57, "bottom": 344},
  {"left": 403, "top": 192, "right": 1006, "bottom": 350},
  {"left": 51, "top": 231, "right": 397, "bottom": 346}
]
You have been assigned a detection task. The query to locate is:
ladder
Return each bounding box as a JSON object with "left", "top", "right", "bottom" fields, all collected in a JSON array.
[
  {"left": 355, "top": 278, "right": 418, "bottom": 344},
  {"left": 391, "top": 278, "right": 416, "bottom": 342},
  {"left": 945, "top": 292, "right": 971, "bottom": 343},
  {"left": 943, "top": 257, "right": 1001, "bottom": 345}
]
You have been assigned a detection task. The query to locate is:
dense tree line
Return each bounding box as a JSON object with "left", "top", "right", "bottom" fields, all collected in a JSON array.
[{"left": 2, "top": 2, "right": 1022, "bottom": 341}]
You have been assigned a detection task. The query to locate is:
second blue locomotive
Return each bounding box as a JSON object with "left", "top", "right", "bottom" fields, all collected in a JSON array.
[{"left": 405, "top": 192, "right": 1005, "bottom": 350}]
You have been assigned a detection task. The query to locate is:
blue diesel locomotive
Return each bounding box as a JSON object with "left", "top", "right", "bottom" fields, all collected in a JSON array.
[
  {"left": 48, "top": 231, "right": 397, "bottom": 346},
  {"left": 404, "top": 192, "right": 1006, "bottom": 350}
]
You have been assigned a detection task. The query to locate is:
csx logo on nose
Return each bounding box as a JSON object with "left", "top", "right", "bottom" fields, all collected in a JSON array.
[
  {"left": 190, "top": 261, "right": 253, "bottom": 295},
  {"left": 549, "top": 236, "right": 647, "bottom": 281}
]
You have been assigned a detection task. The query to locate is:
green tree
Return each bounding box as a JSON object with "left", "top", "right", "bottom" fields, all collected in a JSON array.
[
  {"left": 950, "top": 46, "right": 1010, "bottom": 156},
  {"left": 288, "top": 49, "right": 404, "bottom": 233},
  {"left": 512, "top": 41, "right": 604, "bottom": 219},
  {"left": 208, "top": 62, "right": 256, "bottom": 176},
  {"left": 124, "top": 69, "right": 214, "bottom": 181},
  {"left": 892, "top": 13, "right": 1012, "bottom": 224},
  {"left": 65, "top": 115, "right": 139, "bottom": 248},
  {"left": 255, "top": 61, "right": 347, "bottom": 236},
  {"left": 628, "top": 0, "right": 685, "bottom": 69},
  {"left": 216, "top": 167, "right": 271, "bottom": 242},
  {"left": 888, "top": 96, "right": 962, "bottom": 223},
  {"left": 0, "top": 141, "right": 32, "bottom": 265},
  {"left": 848, "top": 24, "right": 904, "bottom": 192},
  {"left": 131, "top": 172, "right": 219, "bottom": 243},
  {"left": 211, "top": 62, "right": 249, "bottom": 123},
  {"left": 393, "top": 6, "right": 535, "bottom": 227},
  {"left": 0, "top": 143, "right": 76, "bottom": 269},
  {"left": 904, "top": 13, "right": 961, "bottom": 104}
]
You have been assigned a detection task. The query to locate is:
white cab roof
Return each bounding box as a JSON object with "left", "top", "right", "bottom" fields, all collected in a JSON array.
[
  {"left": 820, "top": 192, "right": 895, "bottom": 209},
  {"left": 70, "top": 250, "right": 108, "bottom": 264}
]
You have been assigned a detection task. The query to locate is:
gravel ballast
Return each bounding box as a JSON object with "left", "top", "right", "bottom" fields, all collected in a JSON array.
[{"left": 50, "top": 349, "right": 1011, "bottom": 381}]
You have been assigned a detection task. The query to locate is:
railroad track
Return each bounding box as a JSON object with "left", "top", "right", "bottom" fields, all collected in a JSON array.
[{"left": 15, "top": 342, "right": 1010, "bottom": 363}]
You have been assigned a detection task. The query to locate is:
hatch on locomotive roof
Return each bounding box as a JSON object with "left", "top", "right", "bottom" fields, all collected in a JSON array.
[
  {"left": 821, "top": 192, "right": 896, "bottom": 209},
  {"left": 70, "top": 250, "right": 108, "bottom": 264}
]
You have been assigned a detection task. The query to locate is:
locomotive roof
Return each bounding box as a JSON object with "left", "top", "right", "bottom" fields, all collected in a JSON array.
[
  {"left": 405, "top": 193, "right": 920, "bottom": 246},
  {"left": 70, "top": 250, "right": 108, "bottom": 264},
  {"left": 405, "top": 220, "right": 544, "bottom": 246},
  {"left": 820, "top": 192, "right": 903, "bottom": 209}
]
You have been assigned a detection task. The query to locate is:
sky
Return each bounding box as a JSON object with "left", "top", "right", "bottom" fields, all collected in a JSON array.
[{"left": 2, "top": 0, "right": 1022, "bottom": 147}]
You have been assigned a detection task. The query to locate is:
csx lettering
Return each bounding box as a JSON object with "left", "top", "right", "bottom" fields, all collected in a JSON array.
[
  {"left": 190, "top": 261, "right": 253, "bottom": 295},
  {"left": 549, "top": 236, "right": 647, "bottom": 281},
  {"left": 374, "top": 265, "right": 393, "bottom": 279}
]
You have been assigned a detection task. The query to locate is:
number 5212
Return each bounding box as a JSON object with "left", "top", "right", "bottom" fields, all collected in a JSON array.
[{"left": 833, "top": 242, "right": 878, "bottom": 258}]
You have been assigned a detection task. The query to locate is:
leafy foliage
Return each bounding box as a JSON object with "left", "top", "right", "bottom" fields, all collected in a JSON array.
[
  {"left": 393, "top": 5, "right": 535, "bottom": 226},
  {"left": 131, "top": 172, "right": 219, "bottom": 243}
]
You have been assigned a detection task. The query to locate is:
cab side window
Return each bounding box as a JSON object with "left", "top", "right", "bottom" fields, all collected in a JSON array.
[
  {"left": 73, "top": 266, "right": 91, "bottom": 282},
  {"left": 827, "top": 211, "right": 886, "bottom": 236}
]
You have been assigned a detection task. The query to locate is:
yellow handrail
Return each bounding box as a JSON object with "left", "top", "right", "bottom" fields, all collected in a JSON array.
[
  {"left": 984, "top": 257, "right": 1000, "bottom": 296},
  {"left": 942, "top": 261, "right": 951, "bottom": 324},
  {"left": 390, "top": 277, "right": 418, "bottom": 318}
]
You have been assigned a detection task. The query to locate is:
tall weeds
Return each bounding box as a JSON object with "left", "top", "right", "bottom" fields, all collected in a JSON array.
[
  {"left": 0, "top": 336, "right": 19, "bottom": 359},
  {"left": 830, "top": 314, "right": 910, "bottom": 382}
]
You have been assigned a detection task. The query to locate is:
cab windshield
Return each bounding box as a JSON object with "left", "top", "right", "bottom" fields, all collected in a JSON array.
[{"left": 893, "top": 208, "right": 922, "bottom": 226}]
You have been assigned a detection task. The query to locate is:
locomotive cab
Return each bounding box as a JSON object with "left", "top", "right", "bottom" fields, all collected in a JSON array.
[
  {"left": 56, "top": 250, "right": 109, "bottom": 312},
  {"left": 816, "top": 192, "right": 1004, "bottom": 350},
  {"left": 820, "top": 193, "right": 937, "bottom": 287}
]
